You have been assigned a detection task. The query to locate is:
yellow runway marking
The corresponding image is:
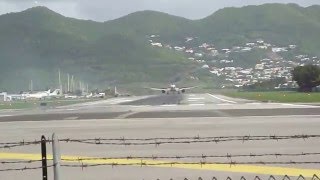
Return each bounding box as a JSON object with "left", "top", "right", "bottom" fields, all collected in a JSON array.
[{"left": 1, "top": 152, "right": 319, "bottom": 177}]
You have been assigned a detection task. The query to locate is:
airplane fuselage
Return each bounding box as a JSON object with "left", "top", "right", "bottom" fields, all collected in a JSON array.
[
  {"left": 162, "top": 85, "right": 184, "bottom": 94},
  {"left": 151, "top": 84, "right": 195, "bottom": 94}
]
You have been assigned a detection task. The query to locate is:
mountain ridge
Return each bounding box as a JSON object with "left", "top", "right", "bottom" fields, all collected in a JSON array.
[
  {"left": 8, "top": 3, "right": 320, "bottom": 22},
  {"left": 0, "top": 4, "right": 320, "bottom": 91}
]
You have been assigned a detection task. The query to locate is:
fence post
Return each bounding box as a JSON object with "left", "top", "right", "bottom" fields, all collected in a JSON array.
[
  {"left": 52, "top": 133, "right": 61, "bottom": 180},
  {"left": 41, "top": 135, "right": 48, "bottom": 180}
]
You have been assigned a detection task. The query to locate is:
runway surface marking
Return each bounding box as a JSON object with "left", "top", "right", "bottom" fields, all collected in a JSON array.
[
  {"left": 207, "top": 94, "right": 237, "bottom": 104},
  {"left": 160, "top": 104, "right": 177, "bottom": 107},
  {"left": 63, "top": 116, "right": 79, "bottom": 120},
  {"left": 189, "top": 104, "right": 205, "bottom": 106},
  {"left": 217, "top": 103, "right": 233, "bottom": 106},
  {"left": 0, "top": 152, "right": 319, "bottom": 177},
  {"left": 0, "top": 115, "right": 12, "bottom": 117},
  {"left": 188, "top": 97, "right": 205, "bottom": 100},
  {"left": 281, "top": 103, "right": 317, "bottom": 108},
  {"left": 188, "top": 94, "right": 196, "bottom": 97},
  {"left": 129, "top": 105, "right": 151, "bottom": 108},
  {"left": 187, "top": 99, "right": 202, "bottom": 102}
]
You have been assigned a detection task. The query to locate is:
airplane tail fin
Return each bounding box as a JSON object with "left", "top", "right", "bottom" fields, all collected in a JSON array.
[
  {"left": 50, "top": 89, "right": 60, "bottom": 96},
  {"left": 115, "top": 86, "right": 118, "bottom": 94}
]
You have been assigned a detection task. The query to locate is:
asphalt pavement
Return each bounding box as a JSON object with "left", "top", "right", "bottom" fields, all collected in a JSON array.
[
  {"left": 0, "top": 93, "right": 318, "bottom": 121},
  {"left": 1, "top": 93, "right": 320, "bottom": 180}
]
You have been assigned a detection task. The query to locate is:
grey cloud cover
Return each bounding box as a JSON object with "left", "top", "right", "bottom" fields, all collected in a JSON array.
[{"left": 0, "top": 0, "right": 320, "bottom": 21}]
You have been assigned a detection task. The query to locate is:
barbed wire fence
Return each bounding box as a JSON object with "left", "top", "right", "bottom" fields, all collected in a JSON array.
[
  {"left": 1, "top": 134, "right": 320, "bottom": 179},
  {"left": 2, "top": 134, "right": 320, "bottom": 149}
]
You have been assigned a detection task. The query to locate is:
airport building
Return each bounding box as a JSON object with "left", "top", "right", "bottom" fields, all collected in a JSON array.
[{"left": 0, "top": 92, "right": 7, "bottom": 102}]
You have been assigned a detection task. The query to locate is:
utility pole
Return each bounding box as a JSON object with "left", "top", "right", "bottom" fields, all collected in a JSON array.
[
  {"left": 41, "top": 136, "right": 48, "bottom": 180},
  {"left": 30, "top": 80, "right": 33, "bottom": 92},
  {"left": 52, "top": 133, "right": 61, "bottom": 180},
  {"left": 71, "top": 75, "right": 74, "bottom": 93},
  {"left": 67, "top": 74, "right": 70, "bottom": 93},
  {"left": 86, "top": 83, "right": 89, "bottom": 93},
  {"left": 58, "top": 69, "right": 62, "bottom": 94},
  {"left": 79, "top": 81, "right": 81, "bottom": 91}
]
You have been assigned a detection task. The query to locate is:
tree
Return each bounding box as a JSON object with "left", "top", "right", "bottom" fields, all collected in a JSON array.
[{"left": 292, "top": 65, "right": 320, "bottom": 92}]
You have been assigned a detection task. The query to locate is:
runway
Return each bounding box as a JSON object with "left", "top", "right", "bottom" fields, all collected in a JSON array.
[
  {"left": 0, "top": 93, "right": 318, "bottom": 121},
  {"left": 1, "top": 93, "right": 320, "bottom": 180}
]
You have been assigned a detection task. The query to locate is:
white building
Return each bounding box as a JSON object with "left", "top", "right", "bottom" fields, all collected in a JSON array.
[
  {"left": 0, "top": 92, "right": 7, "bottom": 102},
  {"left": 246, "top": 43, "right": 256, "bottom": 47},
  {"left": 209, "top": 50, "right": 219, "bottom": 56},
  {"left": 202, "top": 64, "right": 209, "bottom": 69},
  {"left": 255, "top": 64, "right": 264, "bottom": 70},
  {"left": 241, "top": 47, "right": 252, "bottom": 52},
  {"left": 257, "top": 40, "right": 264, "bottom": 44},
  {"left": 174, "top": 46, "right": 185, "bottom": 51},
  {"left": 272, "top": 47, "right": 287, "bottom": 52},
  {"left": 194, "top": 53, "right": 203, "bottom": 57},
  {"left": 151, "top": 42, "right": 163, "bottom": 47},
  {"left": 258, "top": 46, "right": 268, "bottom": 49},
  {"left": 289, "top": 45, "right": 297, "bottom": 49},
  {"left": 185, "top": 49, "right": 194, "bottom": 53},
  {"left": 150, "top": 35, "right": 160, "bottom": 38},
  {"left": 221, "top": 49, "right": 231, "bottom": 53}
]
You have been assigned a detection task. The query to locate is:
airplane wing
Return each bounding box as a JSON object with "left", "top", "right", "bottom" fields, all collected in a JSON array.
[
  {"left": 180, "top": 86, "right": 198, "bottom": 90},
  {"left": 149, "top": 87, "right": 167, "bottom": 91}
]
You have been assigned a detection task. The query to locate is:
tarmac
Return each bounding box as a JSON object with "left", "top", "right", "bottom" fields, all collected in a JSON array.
[{"left": 0, "top": 93, "right": 320, "bottom": 180}]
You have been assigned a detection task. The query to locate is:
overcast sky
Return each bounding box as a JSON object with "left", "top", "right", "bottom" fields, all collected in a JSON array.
[{"left": 0, "top": 0, "right": 319, "bottom": 21}]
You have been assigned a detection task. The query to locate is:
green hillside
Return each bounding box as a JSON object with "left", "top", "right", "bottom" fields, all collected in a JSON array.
[
  {"left": 199, "top": 3, "right": 320, "bottom": 52},
  {"left": 0, "top": 4, "right": 320, "bottom": 91},
  {"left": 0, "top": 7, "right": 191, "bottom": 91},
  {"left": 103, "top": 3, "right": 320, "bottom": 54},
  {"left": 105, "top": 11, "right": 197, "bottom": 41}
]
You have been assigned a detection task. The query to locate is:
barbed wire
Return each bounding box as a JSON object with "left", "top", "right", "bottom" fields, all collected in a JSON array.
[
  {"left": 1, "top": 160, "right": 320, "bottom": 175},
  {"left": 1, "top": 151, "right": 319, "bottom": 167},
  {"left": 2, "top": 134, "right": 320, "bottom": 149},
  {"left": 2, "top": 151, "right": 320, "bottom": 166},
  {"left": 0, "top": 164, "right": 54, "bottom": 172},
  {"left": 60, "top": 161, "right": 320, "bottom": 168},
  {"left": 58, "top": 135, "right": 320, "bottom": 146},
  {"left": 60, "top": 152, "right": 320, "bottom": 162},
  {"left": 0, "top": 140, "right": 42, "bottom": 149},
  {"left": 59, "top": 134, "right": 320, "bottom": 142},
  {"left": 0, "top": 160, "right": 43, "bottom": 164}
]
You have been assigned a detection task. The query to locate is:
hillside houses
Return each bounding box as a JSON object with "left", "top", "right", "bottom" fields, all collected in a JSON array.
[
  {"left": 151, "top": 42, "right": 163, "bottom": 47},
  {"left": 147, "top": 35, "right": 318, "bottom": 89},
  {"left": 272, "top": 47, "right": 288, "bottom": 53}
]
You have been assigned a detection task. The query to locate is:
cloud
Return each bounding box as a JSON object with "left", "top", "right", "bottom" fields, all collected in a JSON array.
[{"left": 0, "top": 0, "right": 319, "bottom": 21}]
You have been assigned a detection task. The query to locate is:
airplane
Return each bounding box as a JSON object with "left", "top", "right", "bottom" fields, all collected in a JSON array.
[
  {"left": 48, "top": 89, "right": 61, "bottom": 98},
  {"left": 149, "top": 84, "right": 197, "bottom": 94},
  {"left": 6, "top": 94, "right": 26, "bottom": 101},
  {"left": 64, "top": 94, "right": 78, "bottom": 99},
  {"left": 24, "top": 89, "right": 61, "bottom": 100},
  {"left": 85, "top": 92, "right": 93, "bottom": 98}
]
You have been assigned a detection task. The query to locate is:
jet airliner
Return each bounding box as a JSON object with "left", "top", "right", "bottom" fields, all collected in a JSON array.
[{"left": 149, "top": 84, "right": 197, "bottom": 94}]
